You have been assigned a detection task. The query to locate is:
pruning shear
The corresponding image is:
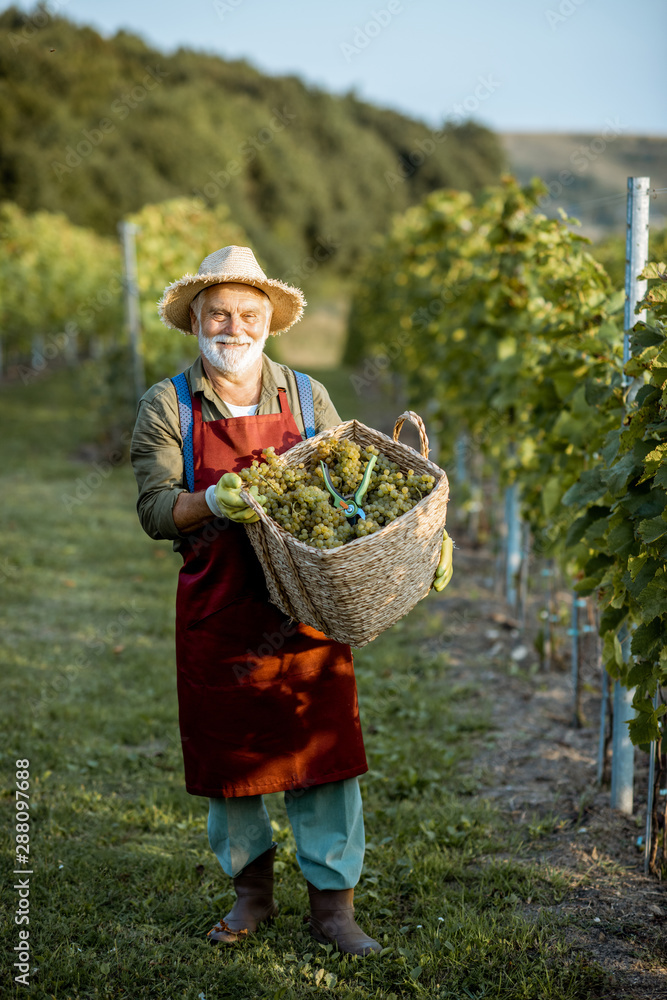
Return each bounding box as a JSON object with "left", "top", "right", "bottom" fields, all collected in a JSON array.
[{"left": 320, "top": 455, "right": 377, "bottom": 524}]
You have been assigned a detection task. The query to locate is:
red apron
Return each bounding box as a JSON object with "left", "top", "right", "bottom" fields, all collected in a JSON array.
[{"left": 175, "top": 386, "right": 368, "bottom": 798}]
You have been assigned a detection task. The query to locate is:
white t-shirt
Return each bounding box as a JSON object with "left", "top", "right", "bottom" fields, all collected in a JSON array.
[{"left": 224, "top": 401, "right": 259, "bottom": 417}]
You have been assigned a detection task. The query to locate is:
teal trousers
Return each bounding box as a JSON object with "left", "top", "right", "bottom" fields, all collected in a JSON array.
[{"left": 207, "top": 776, "right": 365, "bottom": 890}]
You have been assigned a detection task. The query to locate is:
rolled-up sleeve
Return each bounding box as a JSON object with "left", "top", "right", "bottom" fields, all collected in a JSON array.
[{"left": 130, "top": 382, "right": 187, "bottom": 540}]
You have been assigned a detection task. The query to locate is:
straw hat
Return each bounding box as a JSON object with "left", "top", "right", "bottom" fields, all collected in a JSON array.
[{"left": 158, "top": 245, "right": 306, "bottom": 335}]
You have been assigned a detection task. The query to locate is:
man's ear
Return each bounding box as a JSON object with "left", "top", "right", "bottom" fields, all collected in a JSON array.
[{"left": 188, "top": 305, "right": 198, "bottom": 336}]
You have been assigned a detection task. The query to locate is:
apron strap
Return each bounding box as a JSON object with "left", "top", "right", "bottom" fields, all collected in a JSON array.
[
  {"left": 171, "top": 372, "right": 195, "bottom": 493},
  {"left": 293, "top": 370, "right": 316, "bottom": 439},
  {"left": 172, "top": 368, "right": 314, "bottom": 489}
]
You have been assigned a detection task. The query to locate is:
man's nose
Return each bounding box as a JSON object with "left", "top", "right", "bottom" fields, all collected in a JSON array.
[{"left": 225, "top": 312, "right": 243, "bottom": 333}]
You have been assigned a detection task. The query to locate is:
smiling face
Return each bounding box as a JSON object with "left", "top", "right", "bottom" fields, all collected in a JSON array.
[{"left": 190, "top": 283, "right": 272, "bottom": 376}]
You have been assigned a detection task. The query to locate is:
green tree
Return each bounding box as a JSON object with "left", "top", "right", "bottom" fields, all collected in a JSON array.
[
  {"left": 0, "top": 5, "right": 504, "bottom": 275},
  {"left": 127, "top": 197, "right": 248, "bottom": 384},
  {"left": 0, "top": 200, "right": 121, "bottom": 368}
]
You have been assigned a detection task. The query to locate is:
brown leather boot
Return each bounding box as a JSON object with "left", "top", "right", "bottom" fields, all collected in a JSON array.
[
  {"left": 306, "top": 882, "right": 381, "bottom": 956},
  {"left": 207, "top": 843, "right": 279, "bottom": 944}
]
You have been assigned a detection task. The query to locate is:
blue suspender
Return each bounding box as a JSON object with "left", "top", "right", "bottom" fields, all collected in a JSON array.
[
  {"left": 171, "top": 368, "right": 316, "bottom": 492},
  {"left": 293, "top": 370, "right": 316, "bottom": 439},
  {"left": 171, "top": 372, "right": 195, "bottom": 493}
]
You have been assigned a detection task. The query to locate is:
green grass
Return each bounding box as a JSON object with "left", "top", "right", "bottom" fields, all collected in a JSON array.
[{"left": 0, "top": 369, "right": 608, "bottom": 999}]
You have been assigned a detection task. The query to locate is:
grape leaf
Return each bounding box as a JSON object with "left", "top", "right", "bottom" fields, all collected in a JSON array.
[
  {"left": 637, "top": 515, "right": 667, "bottom": 544},
  {"left": 601, "top": 452, "right": 641, "bottom": 495},
  {"left": 637, "top": 574, "right": 667, "bottom": 620},
  {"left": 639, "top": 262, "right": 667, "bottom": 280},
  {"left": 630, "top": 619, "right": 663, "bottom": 660},
  {"left": 562, "top": 468, "right": 608, "bottom": 507}
]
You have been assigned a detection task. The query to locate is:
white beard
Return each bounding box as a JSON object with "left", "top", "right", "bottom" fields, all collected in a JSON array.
[{"left": 198, "top": 330, "right": 268, "bottom": 375}]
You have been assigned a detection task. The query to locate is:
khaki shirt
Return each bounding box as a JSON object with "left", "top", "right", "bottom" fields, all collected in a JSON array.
[{"left": 131, "top": 354, "right": 341, "bottom": 545}]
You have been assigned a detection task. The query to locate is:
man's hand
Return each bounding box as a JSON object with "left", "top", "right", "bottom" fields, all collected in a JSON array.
[
  {"left": 432, "top": 528, "right": 454, "bottom": 592},
  {"left": 209, "top": 472, "right": 267, "bottom": 524}
]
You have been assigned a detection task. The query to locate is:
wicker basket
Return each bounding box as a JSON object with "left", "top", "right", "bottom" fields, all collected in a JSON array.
[{"left": 240, "top": 411, "right": 450, "bottom": 647}]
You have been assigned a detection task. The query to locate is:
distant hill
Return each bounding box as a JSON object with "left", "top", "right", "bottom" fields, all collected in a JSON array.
[
  {"left": 0, "top": 5, "right": 504, "bottom": 277},
  {"left": 502, "top": 132, "right": 667, "bottom": 240}
]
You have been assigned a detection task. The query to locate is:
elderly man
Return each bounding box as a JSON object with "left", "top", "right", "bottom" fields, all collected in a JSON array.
[{"left": 131, "top": 245, "right": 381, "bottom": 955}]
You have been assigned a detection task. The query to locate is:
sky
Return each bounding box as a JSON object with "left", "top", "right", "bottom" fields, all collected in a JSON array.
[{"left": 7, "top": 0, "right": 667, "bottom": 134}]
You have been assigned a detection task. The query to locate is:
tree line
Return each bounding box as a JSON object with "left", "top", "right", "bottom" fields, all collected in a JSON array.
[{"left": 0, "top": 4, "right": 504, "bottom": 277}]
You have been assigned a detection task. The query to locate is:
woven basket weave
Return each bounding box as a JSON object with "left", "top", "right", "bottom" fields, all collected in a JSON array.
[{"left": 241, "top": 411, "right": 450, "bottom": 647}]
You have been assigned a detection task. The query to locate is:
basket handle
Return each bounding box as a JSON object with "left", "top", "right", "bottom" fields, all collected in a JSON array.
[{"left": 393, "top": 411, "right": 429, "bottom": 459}]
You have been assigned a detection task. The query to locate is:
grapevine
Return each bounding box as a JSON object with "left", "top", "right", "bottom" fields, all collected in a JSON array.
[
  {"left": 565, "top": 263, "right": 667, "bottom": 744},
  {"left": 347, "top": 175, "right": 667, "bottom": 747},
  {"left": 347, "top": 176, "right": 624, "bottom": 559}
]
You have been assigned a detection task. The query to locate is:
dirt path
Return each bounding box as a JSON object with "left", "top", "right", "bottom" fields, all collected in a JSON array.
[{"left": 436, "top": 536, "right": 667, "bottom": 999}]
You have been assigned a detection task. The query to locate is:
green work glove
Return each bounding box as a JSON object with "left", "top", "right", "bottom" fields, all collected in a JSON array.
[
  {"left": 433, "top": 528, "right": 454, "bottom": 592},
  {"left": 209, "top": 472, "right": 267, "bottom": 524}
]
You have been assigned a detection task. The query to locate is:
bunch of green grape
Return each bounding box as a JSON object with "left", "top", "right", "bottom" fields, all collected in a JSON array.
[{"left": 240, "top": 438, "right": 436, "bottom": 549}]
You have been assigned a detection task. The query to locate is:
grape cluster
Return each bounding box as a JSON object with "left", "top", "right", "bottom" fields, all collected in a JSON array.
[{"left": 239, "top": 438, "right": 436, "bottom": 549}]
